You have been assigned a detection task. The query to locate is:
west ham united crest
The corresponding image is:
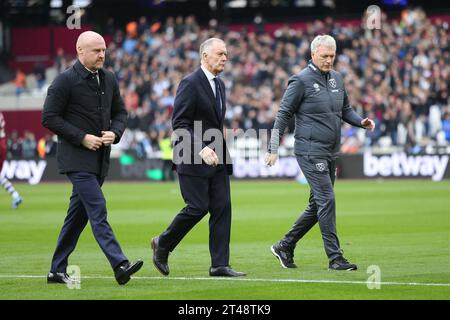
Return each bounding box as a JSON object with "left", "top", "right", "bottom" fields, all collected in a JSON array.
[
  {"left": 315, "top": 162, "right": 327, "bottom": 172},
  {"left": 328, "top": 78, "right": 336, "bottom": 88},
  {"left": 313, "top": 83, "right": 320, "bottom": 92}
]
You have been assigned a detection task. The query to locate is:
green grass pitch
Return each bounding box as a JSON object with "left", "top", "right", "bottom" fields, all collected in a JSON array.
[{"left": 0, "top": 179, "right": 449, "bottom": 299}]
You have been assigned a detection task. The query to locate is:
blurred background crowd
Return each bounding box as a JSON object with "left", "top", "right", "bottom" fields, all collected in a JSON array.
[{"left": 2, "top": 5, "right": 450, "bottom": 160}]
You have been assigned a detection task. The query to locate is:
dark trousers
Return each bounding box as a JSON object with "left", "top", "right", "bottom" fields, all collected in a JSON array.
[
  {"left": 281, "top": 156, "right": 341, "bottom": 261},
  {"left": 158, "top": 168, "right": 232, "bottom": 267},
  {"left": 50, "top": 172, "right": 127, "bottom": 272}
]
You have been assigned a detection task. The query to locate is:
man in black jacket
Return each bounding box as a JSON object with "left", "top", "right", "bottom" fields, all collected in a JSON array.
[
  {"left": 151, "top": 38, "right": 245, "bottom": 277},
  {"left": 42, "top": 31, "right": 143, "bottom": 285},
  {"left": 265, "top": 35, "right": 375, "bottom": 271}
]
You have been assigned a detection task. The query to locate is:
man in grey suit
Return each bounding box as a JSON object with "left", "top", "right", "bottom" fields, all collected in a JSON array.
[{"left": 265, "top": 35, "right": 375, "bottom": 271}]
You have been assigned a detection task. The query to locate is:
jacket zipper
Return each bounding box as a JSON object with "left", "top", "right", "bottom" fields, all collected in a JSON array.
[{"left": 324, "top": 73, "right": 339, "bottom": 152}]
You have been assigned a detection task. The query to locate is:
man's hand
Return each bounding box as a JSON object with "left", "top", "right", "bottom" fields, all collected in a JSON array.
[
  {"left": 199, "top": 146, "right": 219, "bottom": 166},
  {"left": 265, "top": 152, "right": 278, "bottom": 166},
  {"left": 81, "top": 134, "right": 103, "bottom": 151},
  {"left": 101, "top": 131, "right": 116, "bottom": 146},
  {"left": 361, "top": 118, "right": 375, "bottom": 131}
]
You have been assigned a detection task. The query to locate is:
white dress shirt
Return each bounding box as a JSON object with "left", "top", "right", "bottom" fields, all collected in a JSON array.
[
  {"left": 84, "top": 65, "right": 100, "bottom": 85},
  {"left": 201, "top": 65, "right": 218, "bottom": 97}
]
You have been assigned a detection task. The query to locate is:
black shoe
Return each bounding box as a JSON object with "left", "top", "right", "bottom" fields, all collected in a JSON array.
[
  {"left": 151, "top": 236, "right": 169, "bottom": 276},
  {"left": 329, "top": 256, "right": 357, "bottom": 271},
  {"left": 114, "top": 259, "right": 144, "bottom": 285},
  {"left": 270, "top": 242, "right": 297, "bottom": 268},
  {"left": 209, "top": 266, "right": 246, "bottom": 277},
  {"left": 47, "top": 272, "right": 78, "bottom": 285}
]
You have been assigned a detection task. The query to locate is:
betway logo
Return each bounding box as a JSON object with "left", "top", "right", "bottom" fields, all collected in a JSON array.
[
  {"left": 0, "top": 160, "right": 47, "bottom": 185},
  {"left": 234, "top": 157, "right": 300, "bottom": 178},
  {"left": 364, "top": 152, "right": 449, "bottom": 181}
]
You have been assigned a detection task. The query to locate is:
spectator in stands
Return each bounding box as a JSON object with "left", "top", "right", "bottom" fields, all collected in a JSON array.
[
  {"left": 37, "top": 135, "right": 46, "bottom": 158},
  {"left": 37, "top": 134, "right": 57, "bottom": 159},
  {"left": 0, "top": 112, "right": 23, "bottom": 209},
  {"left": 13, "top": 69, "right": 26, "bottom": 96},
  {"left": 21, "top": 131, "right": 37, "bottom": 158},
  {"left": 135, "top": 129, "right": 160, "bottom": 159},
  {"left": 138, "top": 100, "right": 155, "bottom": 132},
  {"left": 341, "top": 123, "right": 361, "bottom": 154},
  {"left": 137, "top": 16, "right": 149, "bottom": 36},
  {"left": 383, "top": 103, "right": 400, "bottom": 146},
  {"left": 159, "top": 129, "right": 174, "bottom": 181},
  {"left": 125, "top": 20, "right": 138, "bottom": 39},
  {"left": 7, "top": 130, "right": 22, "bottom": 157},
  {"left": 400, "top": 101, "right": 417, "bottom": 152},
  {"left": 443, "top": 112, "right": 450, "bottom": 141},
  {"left": 55, "top": 48, "right": 68, "bottom": 74},
  {"left": 33, "top": 63, "right": 47, "bottom": 91},
  {"left": 174, "top": 16, "right": 186, "bottom": 39}
]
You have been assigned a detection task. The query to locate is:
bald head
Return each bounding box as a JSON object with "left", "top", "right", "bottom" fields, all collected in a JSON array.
[{"left": 76, "top": 31, "right": 106, "bottom": 71}]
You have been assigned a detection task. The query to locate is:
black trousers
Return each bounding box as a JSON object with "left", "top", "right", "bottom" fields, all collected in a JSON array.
[
  {"left": 50, "top": 172, "right": 127, "bottom": 272},
  {"left": 159, "top": 168, "right": 232, "bottom": 267},
  {"left": 281, "top": 156, "right": 342, "bottom": 261}
]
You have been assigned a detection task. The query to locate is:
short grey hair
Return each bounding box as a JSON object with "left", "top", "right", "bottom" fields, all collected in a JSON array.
[
  {"left": 310, "top": 35, "right": 336, "bottom": 53},
  {"left": 199, "top": 38, "right": 225, "bottom": 57}
]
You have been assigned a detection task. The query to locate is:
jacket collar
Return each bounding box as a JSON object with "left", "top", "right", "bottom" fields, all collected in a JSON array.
[
  {"left": 196, "top": 67, "right": 215, "bottom": 100},
  {"left": 200, "top": 65, "right": 217, "bottom": 82},
  {"left": 195, "top": 68, "right": 223, "bottom": 124},
  {"left": 308, "top": 60, "right": 330, "bottom": 77},
  {"left": 74, "top": 59, "right": 104, "bottom": 80}
]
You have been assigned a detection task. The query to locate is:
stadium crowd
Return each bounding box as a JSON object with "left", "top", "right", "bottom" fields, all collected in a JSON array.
[{"left": 5, "top": 8, "right": 450, "bottom": 160}]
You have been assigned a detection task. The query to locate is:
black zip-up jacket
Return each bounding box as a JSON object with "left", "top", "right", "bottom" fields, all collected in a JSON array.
[
  {"left": 42, "top": 60, "right": 127, "bottom": 177},
  {"left": 270, "top": 61, "right": 364, "bottom": 159}
]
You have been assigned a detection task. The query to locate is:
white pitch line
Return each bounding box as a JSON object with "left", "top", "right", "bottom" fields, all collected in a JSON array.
[{"left": 1, "top": 274, "right": 450, "bottom": 288}]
